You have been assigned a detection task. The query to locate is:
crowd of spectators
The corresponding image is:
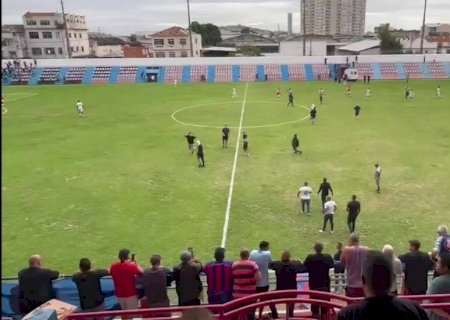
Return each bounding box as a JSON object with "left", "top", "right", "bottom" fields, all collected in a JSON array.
[
  {"left": 15, "top": 225, "right": 450, "bottom": 320},
  {"left": 2, "top": 59, "right": 36, "bottom": 82}
]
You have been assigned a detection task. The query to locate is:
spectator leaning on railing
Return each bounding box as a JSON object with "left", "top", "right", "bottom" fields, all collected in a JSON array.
[
  {"left": 426, "top": 252, "right": 450, "bottom": 320},
  {"left": 72, "top": 258, "right": 109, "bottom": 312},
  {"left": 110, "top": 249, "right": 143, "bottom": 310},
  {"left": 431, "top": 225, "right": 450, "bottom": 263},
  {"left": 18, "top": 255, "right": 60, "bottom": 315},
  {"left": 173, "top": 251, "right": 202, "bottom": 306},
  {"left": 337, "top": 251, "right": 429, "bottom": 320},
  {"left": 399, "top": 240, "right": 435, "bottom": 295},
  {"left": 142, "top": 254, "right": 173, "bottom": 310},
  {"left": 381, "top": 245, "right": 403, "bottom": 295},
  {"left": 203, "top": 247, "right": 233, "bottom": 304},
  {"left": 340, "top": 233, "right": 369, "bottom": 297}
]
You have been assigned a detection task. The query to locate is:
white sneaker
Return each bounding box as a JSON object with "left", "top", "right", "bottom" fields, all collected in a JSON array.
[
  {"left": 331, "top": 230, "right": 335, "bottom": 234},
  {"left": 319, "top": 230, "right": 324, "bottom": 233}
]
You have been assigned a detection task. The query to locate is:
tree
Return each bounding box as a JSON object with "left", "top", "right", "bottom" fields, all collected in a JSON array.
[
  {"left": 129, "top": 34, "right": 138, "bottom": 43},
  {"left": 237, "top": 45, "right": 261, "bottom": 56},
  {"left": 190, "top": 21, "right": 222, "bottom": 46},
  {"left": 378, "top": 27, "right": 403, "bottom": 54}
]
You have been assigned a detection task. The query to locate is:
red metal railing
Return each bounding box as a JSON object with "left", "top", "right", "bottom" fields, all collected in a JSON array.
[{"left": 67, "top": 291, "right": 450, "bottom": 320}]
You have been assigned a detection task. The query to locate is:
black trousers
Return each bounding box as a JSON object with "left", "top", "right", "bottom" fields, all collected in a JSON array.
[
  {"left": 347, "top": 214, "right": 358, "bottom": 233},
  {"left": 256, "top": 286, "right": 278, "bottom": 318},
  {"left": 320, "top": 194, "right": 328, "bottom": 209},
  {"left": 197, "top": 154, "right": 205, "bottom": 166},
  {"left": 322, "top": 214, "right": 334, "bottom": 231}
]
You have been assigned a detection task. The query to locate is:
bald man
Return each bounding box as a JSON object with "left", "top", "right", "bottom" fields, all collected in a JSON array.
[{"left": 18, "top": 255, "right": 60, "bottom": 314}]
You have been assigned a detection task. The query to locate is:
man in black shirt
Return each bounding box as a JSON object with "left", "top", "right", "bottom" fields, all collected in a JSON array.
[
  {"left": 310, "top": 106, "right": 317, "bottom": 124},
  {"left": 317, "top": 178, "right": 333, "bottom": 211},
  {"left": 196, "top": 140, "right": 205, "bottom": 167},
  {"left": 222, "top": 125, "right": 230, "bottom": 149},
  {"left": 346, "top": 195, "right": 361, "bottom": 233},
  {"left": 173, "top": 251, "right": 202, "bottom": 306},
  {"left": 243, "top": 132, "right": 249, "bottom": 156},
  {"left": 184, "top": 132, "right": 196, "bottom": 154},
  {"left": 292, "top": 134, "right": 301, "bottom": 154},
  {"left": 398, "top": 240, "right": 435, "bottom": 295},
  {"left": 287, "top": 92, "right": 294, "bottom": 107},
  {"left": 142, "top": 255, "right": 173, "bottom": 316},
  {"left": 72, "top": 258, "right": 109, "bottom": 312},
  {"left": 270, "top": 250, "right": 304, "bottom": 318},
  {"left": 354, "top": 105, "right": 361, "bottom": 118},
  {"left": 337, "top": 251, "right": 429, "bottom": 320},
  {"left": 18, "top": 255, "right": 60, "bottom": 315},
  {"left": 304, "top": 242, "right": 334, "bottom": 319}
]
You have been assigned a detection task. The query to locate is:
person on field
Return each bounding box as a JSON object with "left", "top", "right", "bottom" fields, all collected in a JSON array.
[
  {"left": 185, "top": 132, "right": 196, "bottom": 154},
  {"left": 317, "top": 178, "right": 333, "bottom": 210},
  {"left": 222, "top": 125, "right": 230, "bottom": 149},
  {"left": 292, "top": 134, "right": 301, "bottom": 154},
  {"left": 320, "top": 196, "right": 337, "bottom": 233},
  {"left": 346, "top": 195, "right": 361, "bottom": 233},
  {"left": 374, "top": 164, "right": 381, "bottom": 193},
  {"left": 298, "top": 181, "right": 312, "bottom": 215},
  {"left": 196, "top": 140, "right": 205, "bottom": 167}
]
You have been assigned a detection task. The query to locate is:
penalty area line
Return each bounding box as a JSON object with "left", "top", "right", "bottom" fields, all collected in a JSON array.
[{"left": 221, "top": 82, "right": 248, "bottom": 248}]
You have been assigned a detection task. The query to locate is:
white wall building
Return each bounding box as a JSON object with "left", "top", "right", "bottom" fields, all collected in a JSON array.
[
  {"left": 1, "top": 24, "right": 28, "bottom": 58},
  {"left": 151, "top": 27, "right": 202, "bottom": 58},
  {"left": 22, "top": 11, "right": 89, "bottom": 59},
  {"left": 280, "top": 37, "right": 328, "bottom": 56}
]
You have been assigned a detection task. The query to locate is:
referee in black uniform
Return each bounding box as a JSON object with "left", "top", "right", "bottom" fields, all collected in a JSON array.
[
  {"left": 317, "top": 178, "right": 333, "bottom": 211},
  {"left": 196, "top": 140, "right": 205, "bottom": 167},
  {"left": 222, "top": 125, "right": 230, "bottom": 148}
]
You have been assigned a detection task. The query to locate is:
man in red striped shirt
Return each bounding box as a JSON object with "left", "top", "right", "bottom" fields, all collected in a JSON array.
[
  {"left": 232, "top": 248, "right": 261, "bottom": 320},
  {"left": 203, "top": 247, "right": 233, "bottom": 304}
]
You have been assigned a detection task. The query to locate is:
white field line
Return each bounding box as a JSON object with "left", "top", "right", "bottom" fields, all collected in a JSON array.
[
  {"left": 221, "top": 82, "right": 248, "bottom": 248},
  {"left": 2, "top": 107, "right": 7, "bottom": 115}
]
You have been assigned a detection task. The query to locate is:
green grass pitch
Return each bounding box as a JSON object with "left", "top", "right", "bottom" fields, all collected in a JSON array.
[{"left": 2, "top": 79, "right": 450, "bottom": 276}]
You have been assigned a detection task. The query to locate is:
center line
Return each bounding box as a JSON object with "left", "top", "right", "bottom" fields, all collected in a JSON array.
[{"left": 221, "top": 82, "right": 248, "bottom": 248}]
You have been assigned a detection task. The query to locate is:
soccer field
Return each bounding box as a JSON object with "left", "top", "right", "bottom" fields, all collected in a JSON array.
[{"left": 2, "top": 79, "right": 450, "bottom": 276}]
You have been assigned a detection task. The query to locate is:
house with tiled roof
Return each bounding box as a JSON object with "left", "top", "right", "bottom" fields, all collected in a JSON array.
[{"left": 151, "top": 26, "right": 202, "bottom": 58}]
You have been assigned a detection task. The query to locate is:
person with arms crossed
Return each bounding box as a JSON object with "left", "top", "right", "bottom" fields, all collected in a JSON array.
[
  {"left": 185, "top": 132, "right": 196, "bottom": 154},
  {"left": 196, "top": 140, "right": 205, "bottom": 167},
  {"left": 317, "top": 178, "right": 334, "bottom": 210},
  {"left": 292, "top": 134, "right": 301, "bottom": 154},
  {"left": 222, "top": 125, "right": 230, "bottom": 149},
  {"left": 298, "top": 181, "right": 312, "bottom": 215},
  {"left": 346, "top": 195, "right": 361, "bottom": 233},
  {"left": 374, "top": 163, "right": 381, "bottom": 193},
  {"left": 320, "top": 196, "right": 337, "bottom": 233}
]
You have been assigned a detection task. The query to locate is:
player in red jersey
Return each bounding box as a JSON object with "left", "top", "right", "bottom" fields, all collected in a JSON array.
[
  {"left": 346, "top": 85, "right": 352, "bottom": 97},
  {"left": 276, "top": 88, "right": 281, "bottom": 101}
]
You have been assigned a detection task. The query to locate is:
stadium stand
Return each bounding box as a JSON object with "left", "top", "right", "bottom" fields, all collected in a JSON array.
[
  {"left": 240, "top": 64, "right": 257, "bottom": 81},
  {"left": 379, "top": 63, "right": 400, "bottom": 79},
  {"left": 356, "top": 63, "right": 374, "bottom": 80},
  {"left": 164, "top": 66, "right": 183, "bottom": 83},
  {"left": 38, "top": 67, "right": 61, "bottom": 84},
  {"left": 427, "top": 61, "right": 448, "bottom": 78},
  {"left": 287, "top": 64, "right": 307, "bottom": 80},
  {"left": 64, "top": 67, "right": 86, "bottom": 84},
  {"left": 311, "top": 64, "right": 330, "bottom": 80},
  {"left": 117, "top": 67, "right": 138, "bottom": 83},
  {"left": 191, "top": 65, "right": 208, "bottom": 82},
  {"left": 91, "top": 66, "right": 112, "bottom": 84},
  {"left": 263, "top": 64, "right": 282, "bottom": 81},
  {"left": 403, "top": 63, "right": 424, "bottom": 79},
  {"left": 9, "top": 69, "right": 33, "bottom": 85},
  {"left": 215, "top": 65, "right": 233, "bottom": 82}
]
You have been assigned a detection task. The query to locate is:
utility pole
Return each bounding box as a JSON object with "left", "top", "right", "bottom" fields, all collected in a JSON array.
[
  {"left": 420, "top": 0, "right": 428, "bottom": 54},
  {"left": 302, "top": 0, "right": 306, "bottom": 56},
  {"left": 187, "top": 0, "right": 194, "bottom": 57},
  {"left": 60, "top": 0, "right": 71, "bottom": 58}
]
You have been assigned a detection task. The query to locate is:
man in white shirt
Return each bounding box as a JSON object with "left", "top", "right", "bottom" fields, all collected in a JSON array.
[
  {"left": 375, "top": 163, "right": 381, "bottom": 193},
  {"left": 232, "top": 87, "right": 237, "bottom": 98},
  {"left": 297, "top": 182, "right": 312, "bottom": 215},
  {"left": 320, "top": 196, "right": 337, "bottom": 233},
  {"left": 76, "top": 100, "right": 84, "bottom": 116}
]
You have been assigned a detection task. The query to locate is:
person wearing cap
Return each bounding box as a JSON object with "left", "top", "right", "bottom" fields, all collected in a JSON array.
[
  {"left": 196, "top": 140, "right": 205, "bottom": 167},
  {"left": 18, "top": 255, "right": 60, "bottom": 315},
  {"left": 109, "top": 249, "right": 143, "bottom": 310},
  {"left": 173, "top": 251, "right": 202, "bottom": 306}
]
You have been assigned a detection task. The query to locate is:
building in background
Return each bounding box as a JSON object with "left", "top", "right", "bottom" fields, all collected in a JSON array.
[
  {"left": 287, "top": 13, "right": 293, "bottom": 36},
  {"left": 22, "top": 11, "right": 89, "bottom": 59},
  {"left": 150, "top": 26, "right": 202, "bottom": 58},
  {"left": 88, "top": 33, "right": 125, "bottom": 57},
  {"left": 301, "top": 0, "right": 366, "bottom": 36},
  {"left": 1, "top": 24, "right": 27, "bottom": 58},
  {"left": 425, "top": 23, "right": 450, "bottom": 36},
  {"left": 220, "top": 33, "right": 279, "bottom": 54}
]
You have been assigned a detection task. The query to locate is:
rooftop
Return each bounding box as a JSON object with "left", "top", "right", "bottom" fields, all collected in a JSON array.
[
  {"left": 23, "top": 12, "right": 57, "bottom": 18},
  {"left": 2, "top": 24, "right": 25, "bottom": 33},
  {"left": 152, "top": 26, "right": 189, "bottom": 37},
  {"left": 337, "top": 39, "right": 381, "bottom": 52}
]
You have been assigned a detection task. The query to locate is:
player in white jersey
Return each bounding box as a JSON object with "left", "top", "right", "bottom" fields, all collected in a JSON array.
[
  {"left": 436, "top": 86, "right": 441, "bottom": 98},
  {"left": 364, "top": 88, "right": 371, "bottom": 100},
  {"left": 76, "top": 100, "right": 84, "bottom": 116},
  {"left": 174, "top": 79, "right": 178, "bottom": 88},
  {"left": 232, "top": 87, "right": 237, "bottom": 98}
]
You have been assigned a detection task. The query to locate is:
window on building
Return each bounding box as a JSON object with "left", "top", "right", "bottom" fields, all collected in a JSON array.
[
  {"left": 71, "top": 47, "right": 74, "bottom": 52},
  {"left": 45, "top": 48, "right": 56, "bottom": 55},
  {"left": 56, "top": 32, "right": 61, "bottom": 39},
  {"left": 81, "top": 46, "right": 84, "bottom": 52},
  {"left": 69, "top": 33, "right": 72, "bottom": 38},
  {"left": 169, "top": 52, "right": 176, "bottom": 57},
  {"left": 31, "top": 47, "right": 42, "bottom": 55},
  {"left": 76, "top": 46, "right": 79, "bottom": 51},
  {"left": 196, "top": 50, "right": 199, "bottom": 56},
  {"left": 154, "top": 39, "right": 164, "bottom": 46},
  {"left": 74, "top": 33, "right": 77, "bottom": 38},
  {"left": 155, "top": 52, "right": 165, "bottom": 58},
  {"left": 168, "top": 39, "right": 174, "bottom": 45},
  {"left": 79, "top": 33, "right": 82, "bottom": 38},
  {"left": 40, "top": 20, "right": 50, "bottom": 25},
  {"left": 58, "top": 47, "right": 63, "bottom": 54},
  {"left": 42, "top": 32, "right": 52, "bottom": 39},
  {"left": 1, "top": 40, "right": 6, "bottom": 46},
  {"left": 180, "top": 39, "right": 187, "bottom": 45},
  {"left": 195, "top": 37, "right": 198, "bottom": 44},
  {"left": 28, "top": 32, "right": 39, "bottom": 39},
  {"left": 9, "top": 51, "right": 17, "bottom": 57},
  {"left": 26, "top": 20, "right": 37, "bottom": 26},
  {"left": 181, "top": 51, "right": 188, "bottom": 57}
]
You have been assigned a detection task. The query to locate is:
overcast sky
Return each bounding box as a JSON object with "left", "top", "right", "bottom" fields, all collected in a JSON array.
[{"left": 2, "top": 0, "right": 449, "bottom": 34}]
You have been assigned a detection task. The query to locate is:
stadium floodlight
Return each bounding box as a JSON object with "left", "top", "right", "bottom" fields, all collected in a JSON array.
[{"left": 420, "top": 0, "right": 428, "bottom": 54}]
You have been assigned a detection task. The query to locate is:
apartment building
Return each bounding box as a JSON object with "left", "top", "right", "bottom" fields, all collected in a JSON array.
[
  {"left": 151, "top": 26, "right": 202, "bottom": 58},
  {"left": 22, "top": 11, "right": 89, "bottom": 58},
  {"left": 301, "top": 0, "right": 366, "bottom": 36},
  {"left": 1, "top": 24, "right": 28, "bottom": 58}
]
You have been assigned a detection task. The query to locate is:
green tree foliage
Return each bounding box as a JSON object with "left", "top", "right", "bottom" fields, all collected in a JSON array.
[
  {"left": 190, "top": 22, "right": 222, "bottom": 46},
  {"left": 237, "top": 45, "right": 261, "bottom": 56},
  {"left": 378, "top": 27, "right": 403, "bottom": 54}
]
